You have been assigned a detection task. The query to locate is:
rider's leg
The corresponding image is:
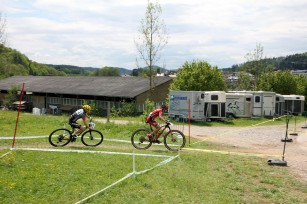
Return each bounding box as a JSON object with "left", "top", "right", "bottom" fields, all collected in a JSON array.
[
  {"left": 75, "top": 126, "right": 84, "bottom": 135},
  {"left": 70, "top": 122, "right": 82, "bottom": 137},
  {"left": 152, "top": 126, "right": 161, "bottom": 140},
  {"left": 147, "top": 121, "right": 159, "bottom": 138}
]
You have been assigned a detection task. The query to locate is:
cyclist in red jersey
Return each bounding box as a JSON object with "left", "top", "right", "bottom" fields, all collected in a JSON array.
[{"left": 146, "top": 104, "right": 170, "bottom": 143}]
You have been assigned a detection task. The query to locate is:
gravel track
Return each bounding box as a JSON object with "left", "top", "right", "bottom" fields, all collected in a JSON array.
[{"left": 183, "top": 122, "right": 307, "bottom": 182}]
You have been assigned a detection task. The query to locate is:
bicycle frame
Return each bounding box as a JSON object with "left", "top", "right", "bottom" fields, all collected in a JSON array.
[
  {"left": 71, "top": 119, "right": 95, "bottom": 135},
  {"left": 149, "top": 123, "right": 173, "bottom": 139},
  {"left": 131, "top": 121, "right": 185, "bottom": 151}
]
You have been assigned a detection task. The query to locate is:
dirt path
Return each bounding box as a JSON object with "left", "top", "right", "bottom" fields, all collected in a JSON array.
[{"left": 182, "top": 123, "right": 307, "bottom": 182}]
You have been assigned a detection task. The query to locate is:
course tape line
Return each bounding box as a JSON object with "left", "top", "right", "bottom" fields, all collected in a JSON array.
[
  {"left": 0, "top": 136, "right": 49, "bottom": 139},
  {"left": 11, "top": 147, "right": 172, "bottom": 158},
  {"left": 0, "top": 136, "right": 131, "bottom": 144},
  {"left": 75, "top": 155, "right": 178, "bottom": 204},
  {"left": 0, "top": 150, "right": 12, "bottom": 159},
  {"left": 75, "top": 172, "right": 134, "bottom": 204},
  {"left": 190, "top": 115, "right": 287, "bottom": 146},
  {"left": 135, "top": 155, "right": 179, "bottom": 175},
  {"left": 184, "top": 147, "right": 281, "bottom": 158}
]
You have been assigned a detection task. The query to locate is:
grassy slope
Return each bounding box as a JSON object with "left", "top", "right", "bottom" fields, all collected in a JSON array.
[{"left": 0, "top": 110, "right": 306, "bottom": 203}]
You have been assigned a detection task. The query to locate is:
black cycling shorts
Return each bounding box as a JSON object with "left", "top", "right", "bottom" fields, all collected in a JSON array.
[{"left": 68, "top": 119, "right": 81, "bottom": 129}]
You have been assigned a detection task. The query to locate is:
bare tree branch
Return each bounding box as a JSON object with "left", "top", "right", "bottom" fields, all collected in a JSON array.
[
  {"left": 134, "top": 0, "right": 168, "bottom": 98},
  {"left": 0, "top": 12, "right": 7, "bottom": 45}
]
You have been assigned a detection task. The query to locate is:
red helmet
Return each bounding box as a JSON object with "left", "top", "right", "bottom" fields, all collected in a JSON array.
[{"left": 161, "top": 104, "right": 168, "bottom": 112}]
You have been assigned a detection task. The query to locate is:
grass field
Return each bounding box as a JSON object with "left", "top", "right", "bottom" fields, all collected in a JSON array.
[{"left": 1, "top": 110, "right": 307, "bottom": 203}]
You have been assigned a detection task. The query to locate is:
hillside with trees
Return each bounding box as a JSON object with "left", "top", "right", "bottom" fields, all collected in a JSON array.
[
  {"left": 227, "top": 52, "right": 307, "bottom": 74},
  {"left": 0, "top": 45, "right": 66, "bottom": 79}
]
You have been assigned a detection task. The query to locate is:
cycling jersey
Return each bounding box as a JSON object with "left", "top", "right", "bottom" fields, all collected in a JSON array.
[
  {"left": 69, "top": 109, "right": 86, "bottom": 123},
  {"left": 148, "top": 109, "right": 162, "bottom": 119},
  {"left": 146, "top": 108, "right": 162, "bottom": 126}
]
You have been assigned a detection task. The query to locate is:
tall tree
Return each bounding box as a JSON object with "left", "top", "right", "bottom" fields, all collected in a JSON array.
[
  {"left": 135, "top": 0, "right": 168, "bottom": 97},
  {"left": 170, "top": 60, "right": 226, "bottom": 91},
  {"left": 240, "top": 42, "right": 266, "bottom": 90},
  {"left": 0, "top": 12, "right": 6, "bottom": 45}
]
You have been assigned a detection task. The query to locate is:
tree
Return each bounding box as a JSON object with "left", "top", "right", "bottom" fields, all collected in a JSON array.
[
  {"left": 135, "top": 0, "right": 168, "bottom": 96},
  {"left": 0, "top": 12, "right": 6, "bottom": 45},
  {"left": 243, "top": 42, "right": 264, "bottom": 76},
  {"left": 93, "top": 67, "right": 120, "bottom": 76},
  {"left": 170, "top": 60, "right": 226, "bottom": 91},
  {"left": 226, "top": 71, "right": 252, "bottom": 91},
  {"left": 295, "top": 75, "right": 307, "bottom": 96},
  {"left": 256, "top": 70, "right": 297, "bottom": 94}
]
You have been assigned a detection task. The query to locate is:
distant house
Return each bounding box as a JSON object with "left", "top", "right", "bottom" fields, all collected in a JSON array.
[{"left": 0, "top": 76, "right": 173, "bottom": 115}]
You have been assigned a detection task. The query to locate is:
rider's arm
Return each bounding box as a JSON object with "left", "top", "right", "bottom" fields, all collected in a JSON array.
[
  {"left": 82, "top": 117, "right": 91, "bottom": 129},
  {"left": 85, "top": 112, "right": 91, "bottom": 120},
  {"left": 158, "top": 111, "right": 167, "bottom": 123}
]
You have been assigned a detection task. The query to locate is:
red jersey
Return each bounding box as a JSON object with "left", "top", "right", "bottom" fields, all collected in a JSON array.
[{"left": 148, "top": 109, "right": 162, "bottom": 119}]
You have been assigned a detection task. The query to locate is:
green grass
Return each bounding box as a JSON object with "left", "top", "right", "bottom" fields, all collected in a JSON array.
[{"left": 0, "top": 110, "right": 307, "bottom": 203}]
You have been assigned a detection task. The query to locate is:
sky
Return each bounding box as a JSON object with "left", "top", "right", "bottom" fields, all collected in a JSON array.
[{"left": 1, "top": 0, "right": 307, "bottom": 70}]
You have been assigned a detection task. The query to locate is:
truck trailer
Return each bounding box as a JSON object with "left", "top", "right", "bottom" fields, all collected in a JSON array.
[{"left": 169, "top": 90, "right": 226, "bottom": 121}]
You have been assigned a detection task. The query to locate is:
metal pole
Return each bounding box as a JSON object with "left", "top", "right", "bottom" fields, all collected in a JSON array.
[
  {"left": 282, "top": 115, "right": 290, "bottom": 161},
  {"left": 12, "top": 83, "right": 25, "bottom": 149},
  {"left": 133, "top": 151, "right": 136, "bottom": 179},
  {"left": 188, "top": 98, "right": 191, "bottom": 146},
  {"left": 107, "top": 101, "right": 110, "bottom": 123}
]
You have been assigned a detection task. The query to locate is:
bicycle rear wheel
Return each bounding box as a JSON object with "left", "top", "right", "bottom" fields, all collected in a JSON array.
[
  {"left": 164, "top": 130, "right": 186, "bottom": 151},
  {"left": 81, "top": 130, "right": 103, "bottom": 146},
  {"left": 49, "top": 128, "right": 71, "bottom": 147},
  {"left": 131, "top": 128, "right": 152, "bottom": 150}
]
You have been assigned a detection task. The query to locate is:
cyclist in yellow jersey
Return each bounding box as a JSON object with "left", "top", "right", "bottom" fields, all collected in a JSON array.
[{"left": 69, "top": 105, "right": 93, "bottom": 138}]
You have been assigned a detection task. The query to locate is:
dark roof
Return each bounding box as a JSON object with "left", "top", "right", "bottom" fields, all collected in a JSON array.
[{"left": 0, "top": 76, "right": 173, "bottom": 98}]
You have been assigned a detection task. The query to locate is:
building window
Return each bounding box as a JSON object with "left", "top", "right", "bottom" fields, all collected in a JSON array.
[
  {"left": 48, "top": 97, "right": 61, "bottom": 104},
  {"left": 211, "top": 95, "right": 218, "bottom": 100},
  {"left": 255, "top": 96, "right": 261, "bottom": 103}
]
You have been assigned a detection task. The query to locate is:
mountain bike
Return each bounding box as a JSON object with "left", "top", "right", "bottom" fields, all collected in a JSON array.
[
  {"left": 131, "top": 121, "right": 186, "bottom": 151},
  {"left": 49, "top": 119, "right": 103, "bottom": 147}
]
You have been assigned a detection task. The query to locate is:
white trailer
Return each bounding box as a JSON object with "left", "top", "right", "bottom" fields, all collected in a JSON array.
[
  {"left": 228, "top": 91, "right": 276, "bottom": 117},
  {"left": 203, "top": 91, "right": 226, "bottom": 120},
  {"left": 226, "top": 92, "right": 253, "bottom": 118},
  {"left": 169, "top": 90, "right": 226, "bottom": 121},
  {"left": 283, "top": 95, "right": 305, "bottom": 115},
  {"left": 275, "top": 94, "right": 285, "bottom": 116}
]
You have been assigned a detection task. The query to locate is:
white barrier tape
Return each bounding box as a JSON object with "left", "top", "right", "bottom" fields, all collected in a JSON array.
[
  {"left": 0, "top": 136, "right": 131, "bottom": 144},
  {"left": 75, "top": 154, "right": 179, "bottom": 204},
  {"left": 12, "top": 147, "right": 173, "bottom": 158},
  {"left": 191, "top": 116, "right": 287, "bottom": 146},
  {"left": 0, "top": 150, "right": 12, "bottom": 158},
  {"left": 0, "top": 136, "right": 48, "bottom": 139},
  {"left": 75, "top": 172, "right": 134, "bottom": 204},
  {"left": 184, "top": 147, "right": 281, "bottom": 158},
  {"left": 134, "top": 155, "right": 179, "bottom": 175}
]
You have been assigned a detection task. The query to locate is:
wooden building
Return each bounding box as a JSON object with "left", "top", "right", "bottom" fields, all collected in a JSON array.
[{"left": 0, "top": 76, "right": 173, "bottom": 114}]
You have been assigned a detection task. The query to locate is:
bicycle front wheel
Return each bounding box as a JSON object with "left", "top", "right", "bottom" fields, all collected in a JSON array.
[
  {"left": 131, "top": 128, "right": 152, "bottom": 150},
  {"left": 49, "top": 128, "right": 71, "bottom": 147},
  {"left": 81, "top": 130, "right": 103, "bottom": 146},
  {"left": 164, "top": 130, "right": 186, "bottom": 151}
]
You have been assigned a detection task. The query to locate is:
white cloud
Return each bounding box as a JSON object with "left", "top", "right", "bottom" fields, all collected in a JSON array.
[{"left": 1, "top": 0, "right": 307, "bottom": 69}]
